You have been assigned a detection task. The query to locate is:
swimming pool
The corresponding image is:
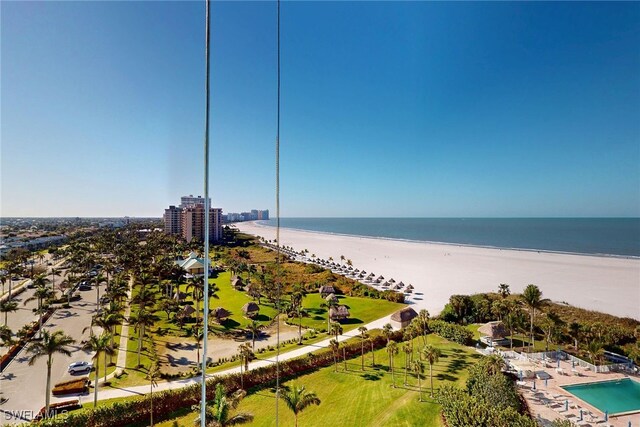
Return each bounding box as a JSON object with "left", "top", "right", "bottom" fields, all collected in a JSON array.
[{"left": 562, "top": 378, "right": 640, "bottom": 415}]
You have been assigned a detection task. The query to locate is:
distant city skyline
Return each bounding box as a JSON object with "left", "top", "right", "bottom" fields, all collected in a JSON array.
[{"left": 2, "top": 2, "right": 639, "bottom": 218}]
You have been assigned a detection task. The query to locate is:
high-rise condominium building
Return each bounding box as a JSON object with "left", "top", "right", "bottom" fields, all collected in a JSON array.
[
  {"left": 164, "top": 205, "right": 182, "bottom": 235},
  {"left": 163, "top": 196, "right": 222, "bottom": 242},
  {"left": 180, "top": 195, "right": 211, "bottom": 208}
]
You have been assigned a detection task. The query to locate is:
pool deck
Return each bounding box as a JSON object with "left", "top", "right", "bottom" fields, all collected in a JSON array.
[{"left": 514, "top": 357, "right": 640, "bottom": 427}]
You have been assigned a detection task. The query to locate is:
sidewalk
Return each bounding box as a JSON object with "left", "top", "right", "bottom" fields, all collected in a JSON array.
[
  {"left": 96, "top": 279, "right": 133, "bottom": 385},
  {"left": 86, "top": 314, "right": 395, "bottom": 402}
]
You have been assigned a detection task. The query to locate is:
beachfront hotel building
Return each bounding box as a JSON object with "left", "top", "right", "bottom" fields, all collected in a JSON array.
[{"left": 163, "top": 196, "right": 222, "bottom": 243}]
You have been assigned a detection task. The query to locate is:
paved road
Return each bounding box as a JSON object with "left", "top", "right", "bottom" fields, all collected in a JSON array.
[
  {"left": 1, "top": 257, "right": 70, "bottom": 355},
  {"left": 0, "top": 281, "right": 105, "bottom": 425}
]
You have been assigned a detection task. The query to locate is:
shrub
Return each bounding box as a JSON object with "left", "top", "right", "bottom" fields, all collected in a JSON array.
[
  {"left": 428, "top": 320, "right": 473, "bottom": 345},
  {"left": 52, "top": 378, "right": 89, "bottom": 396}
]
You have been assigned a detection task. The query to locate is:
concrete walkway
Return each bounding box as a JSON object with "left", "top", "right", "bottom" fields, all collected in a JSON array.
[
  {"left": 96, "top": 279, "right": 133, "bottom": 385},
  {"left": 84, "top": 314, "right": 396, "bottom": 403}
]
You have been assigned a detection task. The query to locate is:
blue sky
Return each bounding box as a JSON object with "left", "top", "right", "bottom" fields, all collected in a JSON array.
[{"left": 2, "top": 1, "right": 639, "bottom": 218}]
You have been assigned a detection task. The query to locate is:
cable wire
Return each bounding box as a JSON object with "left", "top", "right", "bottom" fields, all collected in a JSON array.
[
  {"left": 275, "top": 0, "right": 281, "bottom": 424},
  {"left": 201, "top": 0, "right": 211, "bottom": 426}
]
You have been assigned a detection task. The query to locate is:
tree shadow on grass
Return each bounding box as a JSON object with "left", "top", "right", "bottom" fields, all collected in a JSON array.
[
  {"left": 447, "top": 356, "right": 472, "bottom": 375},
  {"left": 220, "top": 318, "right": 240, "bottom": 329},
  {"left": 339, "top": 318, "right": 363, "bottom": 325},
  {"left": 253, "top": 314, "right": 271, "bottom": 322},
  {"left": 361, "top": 372, "right": 382, "bottom": 381},
  {"left": 436, "top": 373, "right": 459, "bottom": 382}
]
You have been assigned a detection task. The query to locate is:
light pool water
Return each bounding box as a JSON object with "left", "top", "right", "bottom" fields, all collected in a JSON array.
[{"left": 562, "top": 378, "right": 640, "bottom": 415}]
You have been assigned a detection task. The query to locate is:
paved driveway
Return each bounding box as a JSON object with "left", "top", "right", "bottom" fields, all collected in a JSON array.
[{"left": 0, "top": 282, "right": 105, "bottom": 425}]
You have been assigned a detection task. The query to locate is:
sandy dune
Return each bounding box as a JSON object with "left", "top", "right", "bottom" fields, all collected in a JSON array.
[{"left": 236, "top": 222, "right": 640, "bottom": 320}]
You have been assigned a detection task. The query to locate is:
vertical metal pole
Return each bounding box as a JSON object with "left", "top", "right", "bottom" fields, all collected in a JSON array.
[
  {"left": 201, "top": 0, "right": 211, "bottom": 425},
  {"left": 275, "top": 0, "right": 281, "bottom": 424}
]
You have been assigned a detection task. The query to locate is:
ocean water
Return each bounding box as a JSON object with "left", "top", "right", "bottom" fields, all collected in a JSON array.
[{"left": 257, "top": 218, "right": 640, "bottom": 258}]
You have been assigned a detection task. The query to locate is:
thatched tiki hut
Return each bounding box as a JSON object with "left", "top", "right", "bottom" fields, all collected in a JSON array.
[
  {"left": 211, "top": 307, "right": 231, "bottom": 323},
  {"left": 390, "top": 307, "right": 418, "bottom": 329},
  {"left": 231, "top": 275, "right": 245, "bottom": 290},
  {"left": 177, "top": 304, "right": 196, "bottom": 322},
  {"left": 325, "top": 293, "right": 338, "bottom": 304},
  {"left": 329, "top": 305, "right": 350, "bottom": 322},
  {"left": 319, "top": 285, "right": 336, "bottom": 298},
  {"left": 478, "top": 321, "right": 508, "bottom": 340},
  {"left": 242, "top": 302, "right": 260, "bottom": 319}
]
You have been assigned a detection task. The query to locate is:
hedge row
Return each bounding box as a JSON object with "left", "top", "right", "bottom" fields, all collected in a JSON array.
[{"left": 31, "top": 331, "right": 402, "bottom": 427}]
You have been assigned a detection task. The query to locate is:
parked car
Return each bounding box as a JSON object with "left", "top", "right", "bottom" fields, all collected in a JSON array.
[
  {"left": 78, "top": 282, "right": 91, "bottom": 291},
  {"left": 68, "top": 361, "right": 93, "bottom": 374},
  {"left": 88, "top": 270, "right": 98, "bottom": 277}
]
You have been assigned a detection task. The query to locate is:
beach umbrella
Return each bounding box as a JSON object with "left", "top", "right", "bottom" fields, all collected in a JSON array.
[
  {"left": 397, "top": 281, "right": 404, "bottom": 287},
  {"left": 354, "top": 269, "right": 360, "bottom": 273},
  {"left": 389, "top": 278, "right": 396, "bottom": 283},
  {"left": 361, "top": 270, "right": 366, "bottom": 274}
]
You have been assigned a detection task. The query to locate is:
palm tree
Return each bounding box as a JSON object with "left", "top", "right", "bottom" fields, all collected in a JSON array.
[
  {"left": 186, "top": 277, "right": 204, "bottom": 326},
  {"left": 146, "top": 362, "right": 160, "bottom": 427},
  {"left": 290, "top": 286, "right": 305, "bottom": 344},
  {"left": 358, "top": 326, "right": 368, "bottom": 370},
  {"left": 83, "top": 332, "right": 113, "bottom": 407},
  {"left": 329, "top": 339, "right": 339, "bottom": 372},
  {"left": 0, "top": 325, "right": 14, "bottom": 347},
  {"left": 329, "top": 322, "right": 342, "bottom": 341},
  {"left": 568, "top": 321, "right": 582, "bottom": 351},
  {"left": 411, "top": 360, "right": 425, "bottom": 401},
  {"left": 402, "top": 342, "right": 412, "bottom": 385},
  {"left": 498, "top": 283, "right": 510, "bottom": 298},
  {"left": 0, "top": 300, "right": 18, "bottom": 326},
  {"left": 247, "top": 320, "right": 261, "bottom": 350},
  {"left": 238, "top": 343, "right": 254, "bottom": 389},
  {"left": 421, "top": 344, "right": 441, "bottom": 398},
  {"left": 521, "top": 284, "right": 548, "bottom": 352},
  {"left": 192, "top": 383, "right": 253, "bottom": 427},
  {"left": 281, "top": 384, "right": 321, "bottom": 427},
  {"left": 321, "top": 298, "right": 338, "bottom": 332},
  {"left": 386, "top": 340, "right": 398, "bottom": 387},
  {"left": 50, "top": 268, "right": 59, "bottom": 296},
  {"left": 132, "top": 287, "right": 157, "bottom": 311},
  {"left": 129, "top": 308, "right": 156, "bottom": 367},
  {"left": 586, "top": 340, "right": 604, "bottom": 365},
  {"left": 484, "top": 353, "right": 505, "bottom": 375},
  {"left": 25, "top": 330, "right": 75, "bottom": 416},
  {"left": 417, "top": 309, "right": 430, "bottom": 345},
  {"left": 369, "top": 337, "right": 376, "bottom": 367},
  {"left": 24, "top": 283, "right": 54, "bottom": 338},
  {"left": 382, "top": 323, "right": 393, "bottom": 344}
]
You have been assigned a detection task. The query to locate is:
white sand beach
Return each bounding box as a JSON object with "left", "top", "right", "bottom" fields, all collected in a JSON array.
[{"left": 236, "top": 222, "right": 640, "bottom": 320}]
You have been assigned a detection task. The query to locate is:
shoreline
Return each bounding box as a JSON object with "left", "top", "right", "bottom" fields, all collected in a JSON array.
[
  {"left": 236, "top": 221, "right": 640, "bottom": 320},
  {"left": 249, "top": 220, "right": 640, "bottom": 260}
]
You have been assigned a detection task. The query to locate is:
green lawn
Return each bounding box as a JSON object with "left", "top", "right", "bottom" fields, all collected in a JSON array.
[
  {"left": 109, "top": 271, "right": 405, "bottom": 388},
  {"left": 296, "top": 293, "right": 404, "bottom": 333},
  {"left": 156, "top": 334, "right": 481, "bottom": 427}
]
